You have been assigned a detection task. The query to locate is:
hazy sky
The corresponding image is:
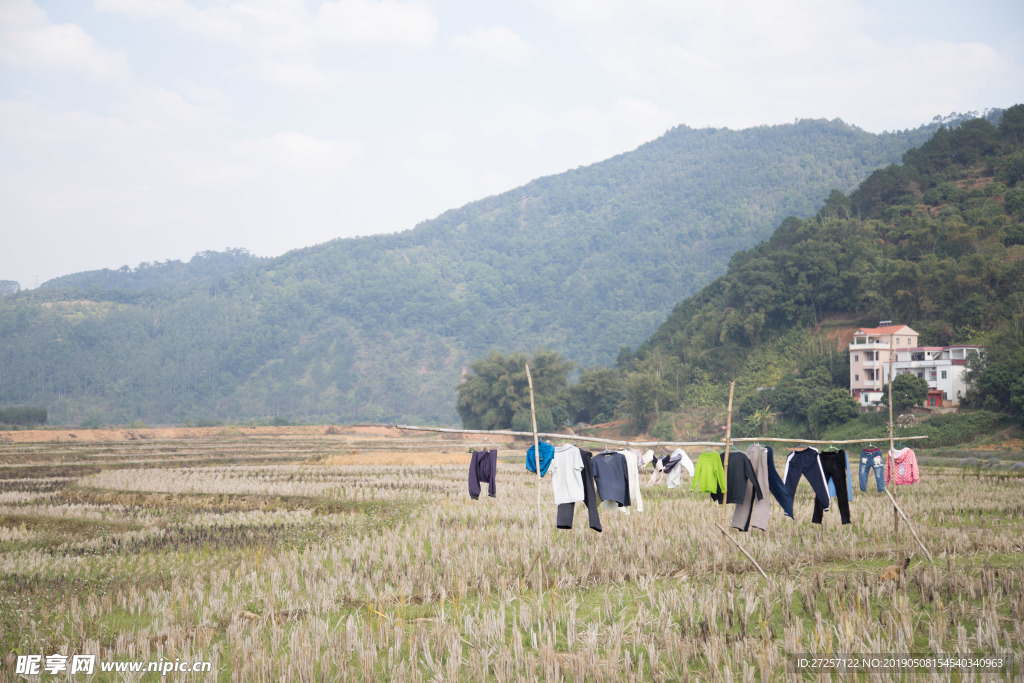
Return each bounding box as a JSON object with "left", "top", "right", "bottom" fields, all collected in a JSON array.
[{"left": 2, "top": 0, "right": 1022, "bottom": 289}]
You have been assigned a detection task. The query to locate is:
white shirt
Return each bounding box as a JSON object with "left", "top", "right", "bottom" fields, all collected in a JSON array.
[{"left": 550, "top": 444, "right": 585, "bottom": 505}]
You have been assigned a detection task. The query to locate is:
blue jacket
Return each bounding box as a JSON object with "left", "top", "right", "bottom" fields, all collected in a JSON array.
[{"left": 526, "top": 441, "right": 554, "bottom": 477}]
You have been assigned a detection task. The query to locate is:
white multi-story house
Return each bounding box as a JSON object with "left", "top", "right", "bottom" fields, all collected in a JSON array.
[
  {"left": 849, "top": 323, "right": 918, "bottom": 404},
  {"left": 849, "top": 322, "right": 981, "bottom": 407},
  {"left": 886, "top": 345, "right": 982, "bottom": 408}
]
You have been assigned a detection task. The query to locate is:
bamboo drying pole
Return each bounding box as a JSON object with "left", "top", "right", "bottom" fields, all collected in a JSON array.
[
  {"left": 394, "top": 424, "right": 724, "bottom": 448},
  {"left": 888, "top": 337, "right": 898, "bottom": 544},
  {"left": 525, "top": 363, "right": 543, "bottom": 597},
  {"left": 721, "top": 382, "right": 735, "bottom": 573},
  {"left": 729, "top": 436, "right": 928, "bottom": 445},
  {"left": 394, "top": 424, "right": 925, "bottom": 448}
]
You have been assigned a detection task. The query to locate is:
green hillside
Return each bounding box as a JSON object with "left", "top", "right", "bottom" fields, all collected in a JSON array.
[
  {"left": 614, "top": 105, "right": 1024, "bottom": 434},
  {"left": 0, "top": 118, "right": 947, "bottom": 426}
]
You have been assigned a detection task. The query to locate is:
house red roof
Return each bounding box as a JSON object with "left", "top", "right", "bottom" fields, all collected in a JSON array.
[{"left": 854, "top": 325, "right": 916, "bottom": 335}]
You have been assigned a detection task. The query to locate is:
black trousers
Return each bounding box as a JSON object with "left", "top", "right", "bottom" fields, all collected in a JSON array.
[
  {"left": 812, "top": 450, "right": 851, "bottom": 525},
  {"left": 556, "top": 450, "right": 602, "bottom": 532}
]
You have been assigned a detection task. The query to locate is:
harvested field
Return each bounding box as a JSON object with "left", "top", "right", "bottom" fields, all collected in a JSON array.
[{"left": 0, "top": 428, "right": 1021, "bottom": 680}]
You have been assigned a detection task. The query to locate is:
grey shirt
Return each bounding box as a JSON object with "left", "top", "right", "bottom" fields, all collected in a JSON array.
[{"left": 591, "top": 451, "right": 631, "bottom": 507}]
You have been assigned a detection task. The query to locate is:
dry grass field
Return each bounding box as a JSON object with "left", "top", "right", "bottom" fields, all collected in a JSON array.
[{"left": 0, "top": 427, "right": 1022, "bottom": 681}]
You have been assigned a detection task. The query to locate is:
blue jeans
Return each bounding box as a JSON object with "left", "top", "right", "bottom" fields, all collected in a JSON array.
[{"left": 859, "top": 449, "right": 885, "bottom": 492}]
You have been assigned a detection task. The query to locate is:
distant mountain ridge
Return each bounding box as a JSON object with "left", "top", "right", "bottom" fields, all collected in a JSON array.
[
  {"left": 0, "top": 116, "right": 950, "bottom": 425},
  {"left": 39, "top": 249, "right": 267, "bottom": 294}
]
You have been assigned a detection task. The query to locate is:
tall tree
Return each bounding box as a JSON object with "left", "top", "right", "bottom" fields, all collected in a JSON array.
[{"left": 455, "top": 349, "right": 573, "bottom": 431}]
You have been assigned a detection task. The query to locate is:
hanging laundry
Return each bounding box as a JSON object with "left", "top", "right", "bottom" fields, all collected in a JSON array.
[
  {"left": 885, "top": 447, "right": 919, "bottom": 485},
  {"left": 813, "top": 449, "right": 851, "bottom": 525},
  {"left": 859, "top": 447, "right": 886, "bottom": 492},
  {"left": 783, "top": 447, "right": 831, "bottom": 512},
  {"left": 825, "top": 450, "right": 853, "bottom": 500},
  {"left": 692, "top": 450, "right": 726, "bottom": 496},
  {"left": 592, "top": 450, "right": 631, "bottom": 509},
  {"left": 648, "top": 455, "right": 667, "bottom": 487},
  {"left": 621, "top": 449, "right": 644, "bottom": 512},
  {"left": 638, "top": 449, "right": 655, "bottom": 468},
  {"left": 670, "top": 448, "right": 695, "bottom": 478},
  {"left": 468, "top": 448, "right": 498, "bottom": 500},
  {"left": 525, "top": 441, "right": 554, "bottom": 477},
  {"left": 556, "top": 448, "right": 602, "bottom": 532},
  {"left": 550, "top": 444, "right": 585, "bottom": 505},
  {"left": 711, "top": 450, "right": 763, "bottom": 507},
  {"left": 732, "top": 444, "right": 773, "bottom": 531},
  {"left": 764, "top": 446, "right": 794, "bottom": 519},
  {"left": 650, "top": 448, "right": 693, "bottom": 489}
]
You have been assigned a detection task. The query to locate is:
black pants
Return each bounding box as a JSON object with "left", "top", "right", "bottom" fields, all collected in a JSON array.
[
  {"left": 812, "top": 450, "right": 851, "bottom": 525},
  {"left": 556, "top": 450, "right": 602, "bottom": 532}
]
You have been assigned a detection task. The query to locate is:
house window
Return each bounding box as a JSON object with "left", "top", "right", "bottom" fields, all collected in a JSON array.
[
  {"left": 855, "top": 374, "right": 860, "bottom": 381},
  {"left": 854, "top": 354, "right": 859, "bottom": 362},
  {"left": 941, "top": 370, "right": 947, "bottom": 379}
]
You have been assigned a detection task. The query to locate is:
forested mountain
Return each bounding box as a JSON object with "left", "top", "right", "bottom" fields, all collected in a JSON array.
[
  {"left": 615, "top": 105, "right": 1024, "bottom": 432},
  {"left": 0, "top": 117, "right": 950, "bottom": 426}
]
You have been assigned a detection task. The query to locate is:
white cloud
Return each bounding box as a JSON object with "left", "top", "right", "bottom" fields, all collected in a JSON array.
[
  {"left": 125, "top": 85, "right": 228, "bottom": 129},
  {"left": 230, "top": 60, "right": 336, "bottom": 90},
  {"left": 450, "top": 26, "right": 537, "bottom": 67},
  {"left": 96, "top": 0, "right": 438, "bottom": 52},
  {"left": 317, "top": 0, "right": 437, "bottom": 48},
  {"left": 232, "top": 131, "right": 362, "bottom": 178},
  {"left": 0, "top": 0, "right": 128, "bottom": 80}
]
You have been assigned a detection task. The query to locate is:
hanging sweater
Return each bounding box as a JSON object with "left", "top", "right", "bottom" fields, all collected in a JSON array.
[
  {"left": 592, "top": 451, "right": 631, "bottom": 507},
  {"left": 692, "top": 450, "right": 726, "bottom": 495},
  {"left": 468, "top": 449, "right": 498, "bottom": 499},
  {"left": 885, "top": 447, "right": 920, "bottom": 485},
  {"left": 711, "top": 451, "right": 763, "bottom": 506}
]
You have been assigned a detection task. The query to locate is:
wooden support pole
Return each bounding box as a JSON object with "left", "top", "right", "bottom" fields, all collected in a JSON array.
[
  {"left": 885, "top": 489, "right": 933, "bottom": 561},
  {"left": 888, "top": 337, "right": 899, "bottom": 544},
  {"left": 715, "top": 523, "right": 768, "bottom": 579},
  {"left": 721, "top": 381, "right": 735, "bottom": 573},
  {"left": 524, "top": 364, "right": 543, "bottom": 596}
]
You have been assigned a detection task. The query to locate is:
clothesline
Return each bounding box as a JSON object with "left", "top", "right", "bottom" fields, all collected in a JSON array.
[
  {"left": 396, "top": 424, "right": 723, "bottom": 447},
  {"left": 395, "top": 424, "right": 928, "bottom": 448}
]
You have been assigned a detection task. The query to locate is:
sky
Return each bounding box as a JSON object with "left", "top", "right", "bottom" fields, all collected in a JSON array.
[{"left": 1, "top": 0, "right": 1022, "bottom": 289}]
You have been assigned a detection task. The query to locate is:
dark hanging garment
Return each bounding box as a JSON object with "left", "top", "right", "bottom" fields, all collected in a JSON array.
[
  {"left": 732, "top": 444, "right": 770, "bottom": 532},
  {"left": 468, "top": 449, "right": 498, "bottom": 499},
  {"left": 765, "top": 446, "right": 794, "bottom": 519},
  {"left": 591, "top": 450, "right": 630, "bottom": 507},
  {"left": 784, "top": 447, "right": 830, "bottom": 511},
  {"left": 556, "top": 449, "right": 602, "bottom": 532},
  {"left": 813, "top": 449, "right": 851, "bottom": 524},
  {"left": 711, "top": 451, "right": 763, "bottom": 506}
]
